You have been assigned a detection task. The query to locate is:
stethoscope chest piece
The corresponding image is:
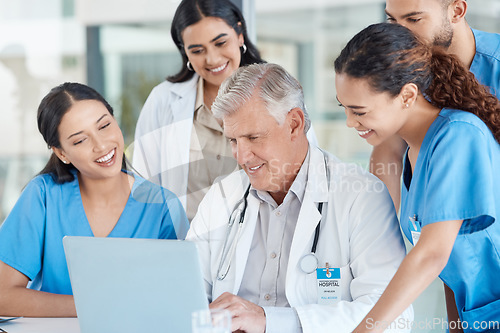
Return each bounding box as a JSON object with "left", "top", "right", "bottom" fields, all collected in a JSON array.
[{"left": 300, "top": 253, "right": 318, "bottom": 274}]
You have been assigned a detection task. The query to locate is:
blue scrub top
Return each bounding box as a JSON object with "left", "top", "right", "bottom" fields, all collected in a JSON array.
[
  {"left": 470, "top": 28, "right": 500, "bottom": 99},
  {"left": 0, "top": 170, "right": 189, "bottom": 295},
  {"left": 401, "top": 108, "right": 500, "bottom": 330}
]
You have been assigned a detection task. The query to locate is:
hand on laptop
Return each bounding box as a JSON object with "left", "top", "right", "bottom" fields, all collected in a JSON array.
[{"left": 210, "top": 292, "right": 265, "bottom": 333}]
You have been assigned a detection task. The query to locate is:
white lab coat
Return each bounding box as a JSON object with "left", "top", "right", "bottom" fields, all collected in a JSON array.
[
  {"left": 132, "top": 75, "right": 318, "bottom": 209},
  {"left": 187, "top": 146, "right": 413, "bottom": 333},
  {"left": 132, "top": 75, "right": 199, "bottom": 209}
]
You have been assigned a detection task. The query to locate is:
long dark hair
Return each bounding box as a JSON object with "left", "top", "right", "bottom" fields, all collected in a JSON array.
[
  {"left": 334, "top": 23, "right": 500, "bottom": 142},
  {"left": 37, "top": 82, "right": 127, "bottom": 183},
  {"left": 168, "top": 0, "right": 264, "bottom": 83}
]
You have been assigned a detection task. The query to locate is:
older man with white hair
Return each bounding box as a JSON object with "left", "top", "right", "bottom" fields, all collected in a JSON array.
[{"left": 187, "top": 63, "right": 413, "bottom": 333}]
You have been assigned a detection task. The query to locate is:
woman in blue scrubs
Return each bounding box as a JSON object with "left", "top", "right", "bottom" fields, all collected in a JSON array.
[
  {"left": 0, "top": 83, "right": 189, "bottom": 317},
  {"left": 334, "top": 23, "right": 500, "bottom": 332}
]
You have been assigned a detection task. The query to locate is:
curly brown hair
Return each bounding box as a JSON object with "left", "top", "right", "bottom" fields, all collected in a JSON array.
[
  {"left": 428, "top": 48, "right": 500, "bottom": 142},
  {"left": 334, "top": 22, "right": 500, "bottom": 143}
]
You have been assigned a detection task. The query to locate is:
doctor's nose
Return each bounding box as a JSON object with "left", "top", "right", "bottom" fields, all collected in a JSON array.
[
  {"left": 235, "top": 142, "right": 253, "bottom": 166},
  {"left": 396, "top": 20, "right": 408, "bottom": 29}
]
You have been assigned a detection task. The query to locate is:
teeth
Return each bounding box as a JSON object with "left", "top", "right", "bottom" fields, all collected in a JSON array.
[
  {"left": 358, "top": 129, "right": 372, "bottom": 136},
  {"left": 210, "top": 63, "right": 227, "bottom": 73},
  {"left": 96, "top": 149, "right": 115, "bottom": 163},
  {"left": 249, "top": 164, "right": 262, "bottom": 171}
]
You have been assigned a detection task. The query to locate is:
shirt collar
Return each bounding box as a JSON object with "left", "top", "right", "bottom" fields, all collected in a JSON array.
[
  {"left": 289, "top": 147, "right": 310, "bottom": 203},
  {"left": 193, "top": 78, "right": 224, "bottom": 132},
  {"left": 194, "top": 76, "right": 204, "bottom": 112}
]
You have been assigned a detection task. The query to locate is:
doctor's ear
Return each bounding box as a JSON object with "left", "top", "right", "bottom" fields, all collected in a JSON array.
[{"left": 288, "top": 108, "right": 305, "bottom": 137}]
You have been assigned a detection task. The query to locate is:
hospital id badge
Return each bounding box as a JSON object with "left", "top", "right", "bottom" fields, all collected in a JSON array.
[
  {"left": 409, "top": 214, "right": 421, "bottom": 246},
  {"left": 316, "top": 264, "right": 341, "bottom": 305}
]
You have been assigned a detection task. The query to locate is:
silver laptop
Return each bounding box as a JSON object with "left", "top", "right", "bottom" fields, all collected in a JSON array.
[{"left": 63, "top": 236, "right": 209, "bottom": 333}]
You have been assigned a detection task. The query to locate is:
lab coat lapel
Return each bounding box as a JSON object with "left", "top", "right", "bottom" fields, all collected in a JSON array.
[
  {"left": 232, "top": 193, "right": 260, "bottom": 294},
  {"left": 170, "top": 74, "right": 198, "bottom": 123},
  {"left": 166, "top": 75, "right": 198, "bottom": 206},
  {"left": 287, "top": 147, "right": 329, "bottom": 304},
  {"left": 288, "top": 194, "right": 321, "bottom": 270}
]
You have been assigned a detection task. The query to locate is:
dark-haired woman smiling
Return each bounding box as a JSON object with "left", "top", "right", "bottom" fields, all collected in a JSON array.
[
  {"left": 0, "top": 83, "right": 188, "bottom": 317},
  {"left": 335, "top": 23, "right": 500, "bottom": 332},
  {"left": 133, "top": 0, "right": 264, "bottom": 221},
  {"left": 133, "top": 0, "right": 317, "bottom": 221}
]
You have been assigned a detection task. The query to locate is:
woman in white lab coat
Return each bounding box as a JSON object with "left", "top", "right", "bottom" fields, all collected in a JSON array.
[
  {"left": 132, "top": 0, "right": 264, "bottom": 220},
  {"left": 132, "top": 0, "right": 319, "bottom": 220}
]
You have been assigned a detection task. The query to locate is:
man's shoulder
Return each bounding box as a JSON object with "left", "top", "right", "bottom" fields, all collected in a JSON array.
[
  {"left": 470, "top": 28, "right": 500, "bottom": 98},
  {"left": 472, "top": 28, "right": 500, "bottom": 60},
  {"left": 319, "top": 148, "right": 369, "bottom": 176},
  {"left": 315, "top": 148, "right": 383, "bottom": 191}
]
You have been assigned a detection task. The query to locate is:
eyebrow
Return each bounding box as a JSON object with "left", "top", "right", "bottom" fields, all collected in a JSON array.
[
  {"left": 385, "top": 9, "right": 425, "bottom": 19},
  {"left": 224, "top": 133, "right": 251, "bottom": 140},
  {"left": 224, "top": 130, "right": 266, "bottom": 141},
  {"left": 344, "top": 104, "right": 365, "bottom": 110},
  {"left": 336, "top": 96, "right": 365, "bottom": 109},
  {"left": 67, "top": 114, "right": 108, "bottom": 139},
  {"left": 187, "top": 33, "right": 228, "bottom": 50}
]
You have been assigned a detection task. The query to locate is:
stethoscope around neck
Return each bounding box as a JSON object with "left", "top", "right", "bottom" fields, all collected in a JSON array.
[
  {"left": 216, "top": 152, "right": 329, "bottom": 280},
  {"left": 216, "top": 184, "right": 251, "bottom": 280},
  {"left": 299, "top": 202, "right": 323, "bottom": 274}
]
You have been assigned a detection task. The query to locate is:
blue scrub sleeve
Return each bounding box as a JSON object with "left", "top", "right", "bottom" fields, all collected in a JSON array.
[
  {"left": 131, "top": 178, "right": 189, "bottom": 240},
  {"left": 162, "top": 192, "right": 189, "bottom": 240},
  {"left": 421, "top": 121, "right": 496, "bottom": 233},
  {"left": 0, "top": 178, "right": 46, "bottom": 280}
]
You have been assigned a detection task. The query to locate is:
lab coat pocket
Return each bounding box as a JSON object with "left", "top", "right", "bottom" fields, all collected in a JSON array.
[
  {"left": 339, "top": 264, "right": 353, "bottom": 302},
  {"left": 305, "top": 271, "right": 318, "bottom": 304}
]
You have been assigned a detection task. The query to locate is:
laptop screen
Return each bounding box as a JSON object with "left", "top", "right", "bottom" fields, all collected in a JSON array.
[{"left": 63, "top": 236, "right": 209, "bottom": 333}]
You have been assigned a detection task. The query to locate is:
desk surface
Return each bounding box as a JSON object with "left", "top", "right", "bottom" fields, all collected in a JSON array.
[{"left": 0, "top": 317, "right": 79, "bottom": 333}]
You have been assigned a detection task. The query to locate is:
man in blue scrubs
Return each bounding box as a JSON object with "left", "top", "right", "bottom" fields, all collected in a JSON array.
[
  {"left": 372, "top": 0, "right": 500, "bottom": 331},
  {"left": 372, "top": 0, "right": 500, "bottom": 211}
]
